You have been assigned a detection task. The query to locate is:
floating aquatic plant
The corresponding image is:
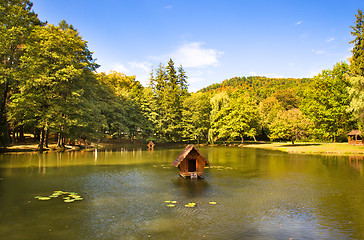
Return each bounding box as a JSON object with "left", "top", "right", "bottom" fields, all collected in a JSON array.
[
  {"left": 185, "top": 202, "right": 196, "bottom": 208},
  {"left": 209, "top": 201, "right": 217, "bottom": 205},
  {"left": 35, "top": 190, "right": 83, "bottom": 203},
  {"left": 38, "top": 197, "right": 51, "bottom": 201}
]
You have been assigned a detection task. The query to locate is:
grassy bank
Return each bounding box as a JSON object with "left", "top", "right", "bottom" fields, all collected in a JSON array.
[{"left": 243, "top": 142, "right": 364, "bottom": 155}]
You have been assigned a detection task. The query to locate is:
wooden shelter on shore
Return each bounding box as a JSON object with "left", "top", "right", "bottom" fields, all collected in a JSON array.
[
  {"left": 172, "top": 145, "right": 210, "bottom": 178},
  {"left": 347, "top": 130, "right": 364, "bottom": 145}
]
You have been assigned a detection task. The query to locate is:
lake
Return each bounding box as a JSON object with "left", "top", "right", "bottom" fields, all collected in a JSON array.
[{"left": 0, "top": 146, "right": 363, "bottom": 240}]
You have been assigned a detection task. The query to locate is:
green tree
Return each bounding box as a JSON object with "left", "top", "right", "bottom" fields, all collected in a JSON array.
[
  {"left": 301, "top": 62, "right": 352, "bottom": 141},
  {"left": 182, "top": 92, "right": 211, "bottom": 143},
  {"left": 347, "top": 76, "right": 364, "bottom": 129},
  {"left": 211, "top": 91, "right": 260, "bottom": 143},
  {"left": 269, "top": 108, "right": 312, "bottom": 144},
  {"left": 149, "top": 59, "right": 189, "bottom": 142},
  {"left": 9, "top": 22, "right": 99, "bottom": 150},
  {"left": 259, "top": 96, "right": 284, "bottom": 137},
  {"left": 97, "top": 71, "right": 151, "bottom": 140},
  {"left": 348, "top": 9, "right": 364, "bottom": 131},
  {"left": 209, "top": 91, "right": 229, "bottom": 143},
  {"left": 272, "top": 89, "right": 300, "bottom": 110},
  {"left": 0, "top": 0, "right": 41, "bottom": 146},
  {"left": 349, "top": 9, "right": 364, "bottom": 76}
]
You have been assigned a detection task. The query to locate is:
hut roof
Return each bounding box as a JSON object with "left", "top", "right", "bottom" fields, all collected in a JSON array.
[
  {"left": 147, "top": 141, "right": 155, "bottom": 146},
  {"left": 347, "top": 130, "right": 361, "bottom": 136},
  {"left": 172, "top": 144, "right": 210, "bottom": 167}
]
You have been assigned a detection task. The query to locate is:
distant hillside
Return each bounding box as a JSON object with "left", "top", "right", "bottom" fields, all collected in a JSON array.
[{"left": 199, "top": 76, "right": 310, "bottom": 99}]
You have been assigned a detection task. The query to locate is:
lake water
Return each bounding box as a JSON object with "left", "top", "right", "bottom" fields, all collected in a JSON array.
[{"left": 0, "top": 146, "right": 364, "bottom": 240}]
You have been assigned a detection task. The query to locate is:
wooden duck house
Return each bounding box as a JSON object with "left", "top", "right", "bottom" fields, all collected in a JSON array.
[
  {"left": 147, "top": 141, "right": 155, "bottom": 149},
  {"left": 172, "top": 145, "right": 210, "bottom": 178}
]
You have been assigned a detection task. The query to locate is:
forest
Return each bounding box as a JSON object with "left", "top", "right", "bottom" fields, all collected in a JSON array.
[{"left": 1, "top": 1, "right": 364, "bottom": 149}]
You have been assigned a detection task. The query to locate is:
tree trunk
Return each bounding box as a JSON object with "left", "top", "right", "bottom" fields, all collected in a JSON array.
[
  {"left": 291, "top": 137, "right": 295, "bottom": 145},
  {"left": 19, "top": 125, "right": 25, "bottom": 142},
  {"left": 38, "top": 128, "right": 45, "bottom": 152},
  {"left": 253, "top": 135, "right": 257, "bottom": 142},
  {"left": 57, "top": 132, "right": 63, "bottom": 148},
  {"left": 0, "top": 78, "right": 10, "bottom": 146},
  {"left": 57, "top": 132, "right": 65, "bottom": 148},
  {"left": 241, "top": 136, "right": 244, "bottom": 144},
  {"left": 44, "top": 122, "right": 48, "bottom": 148},
  {"left": 45, "top": 130, "right": 49, "bottom": 148}
]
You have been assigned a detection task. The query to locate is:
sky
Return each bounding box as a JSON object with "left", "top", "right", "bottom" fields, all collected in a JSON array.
[{"left": 32, "top": 0, "right": 364, "bottom": 92}]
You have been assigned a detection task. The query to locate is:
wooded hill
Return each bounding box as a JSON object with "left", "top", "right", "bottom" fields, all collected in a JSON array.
[{"left": 200, "top": 76, "right": 310, "bottom": 99}]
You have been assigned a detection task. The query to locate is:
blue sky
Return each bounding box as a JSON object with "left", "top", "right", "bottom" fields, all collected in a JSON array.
[{"left": 32, "top": 0, "right": 364, "bottom": 92}]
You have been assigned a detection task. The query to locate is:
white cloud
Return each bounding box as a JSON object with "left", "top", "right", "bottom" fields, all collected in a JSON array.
[
  {"left": 164, "top": 5, "right": 172, "bottom": 9},
  {"left": 172, "top": 42, "right": 223, "bottom": 68},
  {"left": 128, "top": 61, "right": 152, "bottom": 72},
  {"left": 295, "top": 20, "right": 303, "bottom": 25},
  {"left": 111, "top": 63, "right": 128, "bottom": 73},
  {"left": 326, "top": 37, "right": 335, "bottom": 43}
]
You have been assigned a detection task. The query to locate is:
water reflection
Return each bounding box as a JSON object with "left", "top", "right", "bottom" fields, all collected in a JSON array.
[
  {"left": 173, "top": 178, "right": 210, "bottom": 198},
  {"left": 0, "top": 147, "right": 364, "bottom": 239}
]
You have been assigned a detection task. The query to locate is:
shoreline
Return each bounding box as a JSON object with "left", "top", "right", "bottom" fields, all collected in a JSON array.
[
  {"left": 2, "top": 142, "right": 364, "bottom": 156},
  {"left": 241, "top": 142, "right": 364, "bottom": 156}
]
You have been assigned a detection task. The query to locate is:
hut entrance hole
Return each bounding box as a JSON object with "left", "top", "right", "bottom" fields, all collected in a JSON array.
[{"left": 188, "top": 159, "right": 197, "bottom": 172}]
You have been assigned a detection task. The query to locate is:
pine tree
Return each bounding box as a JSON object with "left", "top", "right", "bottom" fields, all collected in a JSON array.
[
  {"left": 149, "top": 59, "right": 189, "bottom": 142},
  {"left": 350, "top": 9, "right": 364, "bottom": 76},
  {"left": 349, "top": 9, "right": 364, "bottom": 131}
]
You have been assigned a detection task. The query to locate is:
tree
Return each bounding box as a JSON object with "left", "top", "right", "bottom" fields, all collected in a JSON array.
[
  {"left": 97, "top": 71, "right": 152, "bottom": 140},
  {"left": 182, "top": 92, "right": 211, "bottom": 143},
  {"left": 349, "top": 9, "right": 364, "bottom": 131},
  {"left": 269, "top": 108, "right": 312, "bottom": 144},
  {"left": 9, "top": 22, "right": 99, "bottom": 150},
  {"left": 210, "top": 91, "right": 260, "bottom": 143},
  {"left": 301, "top": 62, "right": 353, "bottom": 141},
  {"left": 347, "top": 75, "right": 364, "bottom": 129},
  {"left": 259, "top": 96, "right": 284, "bottom": 137},
  {"left": 349, "top": 9, "right": 364, "bottom": 76},
  {"left": 149, "top": 59, "right": 189, "bottom": 142},
  {"left": 272, "top": 89, "right": 300, "bottom": 110},
  {"left": 209, "top": 91, "right": 229, "bottom": 143},
  {"left": 0, "top": 0, "right": 41, "bottom": 146}
]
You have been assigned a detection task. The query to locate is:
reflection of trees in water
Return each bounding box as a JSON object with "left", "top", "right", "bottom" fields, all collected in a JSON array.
[
  {"left": 349, "top": 155, "right": 364, "bottom": 174},
  {"left": 173, "top": 178, "right": 210, "bottom": 198}
]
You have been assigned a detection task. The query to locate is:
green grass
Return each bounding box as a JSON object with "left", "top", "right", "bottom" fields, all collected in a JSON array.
[{"left": 244, "top": 142, "right": 364, "bottom": 155}]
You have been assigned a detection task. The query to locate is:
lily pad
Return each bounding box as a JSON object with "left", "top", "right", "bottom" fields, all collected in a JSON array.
[
  {"left": 209, "top": 201, "right": 217, "bottom": 205},
  {"left": 166, "top": 204, "right": 175, "bottom": 207},
  {"left": 164, "top": 200, "right": 171, "bottom": 203},
  {"left": 185, "top": 202, "right": 196, "bottom": 208},
  {"left": 38, "top": 197, "right": 51, "bottom": 201},
  {"left": 64, "top": 199, "right": 75, "bottom": 203},
  {"left": 170, "top": 201, "right": 177, "bottom": 204},
  {"left": 74, "top": 198, "right": 83, "bottom": 201}
]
